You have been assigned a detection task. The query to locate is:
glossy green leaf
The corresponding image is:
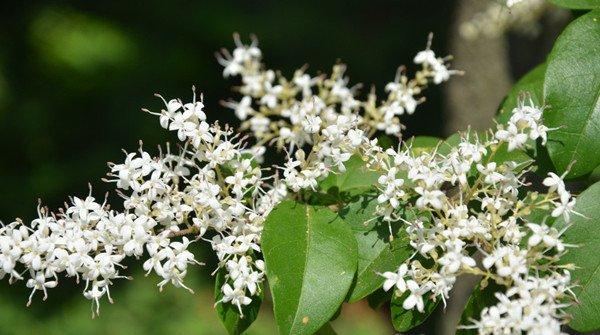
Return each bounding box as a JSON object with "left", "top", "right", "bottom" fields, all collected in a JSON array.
[
  {"left": 456, "top": 281, "right": 502, "bottom": 335},
  {"left": 497, "top": 63, "right": 546, "bottom": 125},
  {"left": 214, "top": 268, "right": 262, "bottom": 335},
  {"left": 390, "top": 293, "right": 439, "bottom": 332},
  {"left": 339, "top": 195, "right": 413, "bottom": 302},
  {"left": 544, "top": 10, "right": 600, "bottom": 178},
  {"left": 549, "top": 0, "right": 600, "bottom": 9},
  {"left": 262, "top": 200, "right": 358, "bottom": 335},
  {"left": 556, "top": 181, "right": 600, "bottom": 332},
  {"left": 319, "top": 155, "right": 380, "bottom": 195}
]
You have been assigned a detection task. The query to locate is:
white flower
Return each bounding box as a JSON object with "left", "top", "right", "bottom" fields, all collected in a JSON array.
[
  {"left": 432, "top": 62, "right": 452, "bottom": 84},
  {"left": 495, "top": 123, "right": 528, "bottom": 151},
  {"left": 347, "top": 129, "right": 365, "bottom": 147},
  {"left": 224, "top": 96, "right": 253, "bottom": 120},
  {"left": 380, "top": 264, "right": 408, "bottom": 292},
  {"left": 26, "top": 272, "right": 57, "bottom": 306},
  {"left": 551, "top": 192, "right": 576, "bottom": 222},
  {"left": 438, "top": 246, "right": 476, "bottom": 274},
  {"left": 484, "top": 247, "right": 527, "bottom": 280},
  {"left": 402, "top": 280, "right": 426, "bottom": 312},
  {"left": 527, "top": 223, "right": 565, "bottom": 252},
  {"left": 169, "top": 109, "right": 196, "bottom": 141},
  {"left": 219, "top": 283, "right": 252, "bottom": 315},
  {"left": 415, "top": 187, "right": 445, "bottom": 210},
  {"left": 414, "top": 50, "right": 437, "bottom": 65},
  {"left": 84, "top": 282, "right": 108, "bottom": 316},
  {"left": 543, "top": 172, "right": 566, "bottom": 194},
  {"left": 293, "top": 73, "right": 317, "bottom": 97}
]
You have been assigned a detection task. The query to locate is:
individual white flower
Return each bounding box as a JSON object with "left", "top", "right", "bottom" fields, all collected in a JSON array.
[
  {"left": 84, "top": 282, "right": 108, "bottom": 316},
  {"left": 380, "top": 264, "right": 408, "bottom": 292},
  {"left": 431, "top": 61, "right": 452, "bottom": 84},
  {"left": 169, "top": 109, "right": 196, "bottom": 141},
  {"left": 414, "top": 187, "right": 445, "bottom": 210},
  {"left": 551, "top": 192, "right": 576, "bottom": 222},
  {"left": 224, "top": 96, "right": 253, "bottom": 120},
  {"left": 347, "top": 128, "right": 365, "bottom": 147},
  {"left": 26, "top": 272, "right": 57, "bottom": 306},
  {"left": 402, "top": 280, "right": 426, "bottom": 312},
  {"left": 219, "top": 283, "right": 252, "bottom": 315},
  {"left": 438, "top": 246, "right": 476, "bottom": 274},
  {"left": 414, "top": 50, "right": 437, "bottom": 65},
  {"left": 526, "top": 223, "right": 565, "bottom": 252},
  {"left": 293, "top": 73, "right": 317, "bottom": 97},
  {"left": 495, "top": 123, "right": 528, "bottom": 151},
  {"left": 543, "top": 172, "right": 566, "bottom": 194}
]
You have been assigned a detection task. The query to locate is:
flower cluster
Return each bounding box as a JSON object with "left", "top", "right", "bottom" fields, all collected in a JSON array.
[
  {"left": 495, "top": 95, "right": 551, "bottom": 151},
  {"left": 376, "top": 99, "right": 577, "bottom": 334},
  {"left": 219, "top": 34, "right": 459, "bottom": 151},
  {"left": 0, "top": 192, "right": 200, "bottom": 316},
  {"left": 467, "top": 271, "right": 573, "bottom": 334},
  {"left": 0, "top": 88, "right": 287, "bottom": 316},
  {"left": 138, "top": 91, "right": 287, "bottom": 315}
]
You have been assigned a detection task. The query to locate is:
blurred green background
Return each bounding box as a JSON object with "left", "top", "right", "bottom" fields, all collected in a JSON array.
[{"left": 0, "top": 1, "right": 561, "bottom": 334}]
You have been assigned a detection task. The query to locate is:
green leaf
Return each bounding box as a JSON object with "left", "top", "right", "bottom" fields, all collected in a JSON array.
[
  {"left": 390, "top": 293, "right": 439, "bottom": 332},
  {"left": 489, "top": 142, "right": 532, "bottom": 172},
  {"left": 556, "top": 181, "right": 600, "bottom": 332},
  {"left": 319, "top": 155, "right": 380, "bottom": 195},
  {"left": 367, "top": 288, "right": 393, "bottom": 310},
  {"left": 302, "top": 189, "right": 340, "bottom": 207},
  {"left": 544, "top": 10, "right": 600, "bottom": 178},
  {"left": 314, "top": 323, "right": 338, "bottom": 335},
  {"left": 214, "top": 268, "right": 262, "bottom": 335},
  {"left": 377, "top": 134, "right": 395, "bottom": 149},
  {"left": 588, "top": 163, "right": 600, "bottom": 183},
  {"left": 262, "top": 200, "right": 358, "bottom": 335},
  {"left": 549, "top": 0, "right": 600, "bottom": 9},
  {"left": 497, "top": 63, "right": 546, "bottom": 125},
  {"left": 437, "top": 133, "right": 463, "bottom": 156},
  {"left": 456, "top": 281, "right": 502, "bottom": 335},
  {"left": 339, "top": 195, "right": 413, "bottom": 302},
  {"left": 403, "top": 136, "right": 443, "bottom": 155}
]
